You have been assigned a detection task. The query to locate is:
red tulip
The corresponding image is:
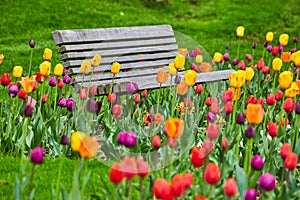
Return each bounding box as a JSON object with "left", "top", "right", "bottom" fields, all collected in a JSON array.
[
  {"left": 18, "top": 90, "right": 27, "bottom": 100},
  {"left": 168, "top": 137, "right": 177, "bottom": 148},
  {"left": 210, "top": 102, "right": 220, "bottom": 114},
  {"left": 262, "top": 66, "right": 270, "bottom": 74},
  {"left": 204, "top": 162, "right": 220, "bottom": 185},
  {"left": 35, "top": 72, "right": 44, "bottom": 83},
  {"left": 120, "top": 157, "right": 137, "bottom": 179},
  {"left": 256, "top": 58, "right": 264, "bottom": 70},
  {"left": 153, "top": 178, "right": 170, "bottom": 199},
  {"left": 223, "top": 178, "right": 238, "bottom": 197},
  {"left": 272, "top": 46, "right": 279, "bottom": 56},
  {"left": 89, "top": 86, "right": 97, "bottom": 96},
  {"left": 58, "top": 78, "right": 64, "bottom": 89},
  {"left": 256, "top": 97, "right": 264, "bottom": 107},
  {"left": 142, "top": 89, "right": 148, "bottom": 98},
  {"left": 171, "top": 174, "right": 185, "bottom": 197},
  {"left": 206, "top": 123, "right": 220, "bottom": 140},
  {"left": 137, "top": 156, "right": 150, "bottom": 177},
  {"left": 222, "top": 90, "right": 234, "bottom": 103},
  {"left": 183, "top": 172, "right": 193, "bottom": 189},
  {"left": 221, "top": 137, "right": 228, "bottom": 150},
  {"left": 195, "top": 195, "right": 208, "bottom": 200},
  {"left": 284, "top": 152, "right": 298, "bottom": 170},
  {"left": 275, "top": 90, "right": 283, "bottom": 101},
  {"left": 42, "top": 94, "right": 47, "bottom": 103},
  {"left": 206, "top": 97, "right": 218, "bottom": 107},
  {"left": 109, "top": 163, "right": 124, "bottom": 184},
  {"left": 108, "top": 93, "right": 116, "bottom": 103},
  {"left": 266, "top": 94, "right": 276, "bottom": 106},
  {"left": 134, "top": 94, "right": 140, "bottom": 104},
  {"left": 190, "top": 146, "right": 206, "bottom": 168},
  {"left": 152, "top": 135, "right": 161, "bottom": 149},
  {"left": 202, "top": 139, "right": 214, "bottom": 155},
  {"left": 280, "top": 143, "right": 291, "bottom": 160},
  {"left": 1, "top": 73, "right": 10, "bottom": 86},
  {"left": 267, "top": 122, "right": 278, "bottom": 137},
  {"left": 79, "top": 88, "right": 88, "bottom": 100},
  {"left": 238, "top": 60, "right": 246, "bottom": 70},
  {"left": 246, "top": 95, "right": 256, "bottom": 105},
  {"left": 195, "top": 84, "right": 203, "bottom": 94},
  {"left": 284, "top": 98, "right": 294, "bottom": 112},
  {"left": 112, "top": 104, "right": 122, "bottom": 117},
  {"left": 224, "top": 101, "right": 233, "bottom": 114}
]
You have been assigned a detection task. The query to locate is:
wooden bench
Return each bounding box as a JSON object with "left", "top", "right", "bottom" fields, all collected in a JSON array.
[{"left": 52, "top": 24, "right": 234, "bottom": 95}]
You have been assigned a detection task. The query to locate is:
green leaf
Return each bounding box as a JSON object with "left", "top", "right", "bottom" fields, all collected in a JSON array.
[
  {"left": 26, "top": 131, "right": 34, "bottom": 148},
  {"left": 277, "top": 183, "right": 290, "bottom": 200},
  {"left": 294, "top": 139, "right": 300, "bottom": 155},
  {"left": 235, "top": 164, "right": 248, "bottom": 200},
  {"left": 83, "top": 171, "right": 91, "bottom": 190},
  {"left": 14, "top": 175, "right": 21, "bottom": 200},
  {"left": 60, "top": 183, "right": 68, "bottom": 200},
  {"left": 28, "top": 189, "right": 35, "bottom": 200}
]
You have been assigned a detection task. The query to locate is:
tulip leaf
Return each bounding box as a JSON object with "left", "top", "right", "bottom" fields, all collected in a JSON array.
[
  {"left": 60, "top": 184, "right": 68, "bottom": 200},
  {"left": 26, "top": 131, "right": 34, "bottom": 148},
  {"left": 294, "top": 139, "right": 300, "bottom": 156},
  {"left": 14, "top": 176, "right": 21, "bottom": 200},
  {"left": 235, "top": 164, "right": 248, "bottom": 200}
]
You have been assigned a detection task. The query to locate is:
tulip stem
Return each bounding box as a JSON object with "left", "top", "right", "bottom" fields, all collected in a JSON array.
[
  {"left": 55, "top": 156, "right": 64, "bottom": 199},
  {"left": 27, "top": 165, "right": 36, "bottom": 200},
  {"left": 286, "top": 171, "right": 290, "bottom": 189},
  {"left": 39, "top": 81, "right": 44, "bottom": 113},
  {"left": 28, "top": 48, "right": 33, "bottom": 77},
  {"left": 269, "top": 138, "right": 274, "bottom": 173},
  {"left": 139, "top": 177, "right": 143, "bottom": 200},
  {"left": 235, "top": 125, "right": 242, "bottom": 161},
  {"left": 54, "top": 79, "right": 59, "bottom": 113},
  {"left": 244, "top": 138, "right": 253, "bottom": 174},
  {"left": 20, "top": 117, "right": 29, "bottom": 175},
  {"left": 237, "top": 37, "right": 241, "bottom": 60},
  {"left": 292, "top": 115, "right": 300, "bottom": 151},
  {"left": 0, "top": 87, "right": 4, "bottom": 133},
  {"left": 284, "top": 112, "right": 288, "bottom": 142},
  {"left": 110, "top": 74, "right": 115, "bottom": 94},
  {"left": 127, "top": 179, "right": 133, "bottom": 200}
]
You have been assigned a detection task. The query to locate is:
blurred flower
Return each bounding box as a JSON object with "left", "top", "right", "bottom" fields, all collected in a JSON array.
[
  {"left": 246, "top": 54, "right": 252, "bottom": 62},
  {"left": 256, "top": 58, "right": 264, "bottom": 70},
  {"left": 262, "top": 66, "right": 270, "bottom": 74},
  {"left": 221, "top": 137, "right": 228, "bottom": 150},
  {"left": 246, "top": 95, "right": 256, "bottom": 105},
  {"left": 54, "top": 64, "right": 64, "bottom": 76},
  {"left": 58, "top": 98, "right": 67, "bottom": 107},
  {"left": 245, "top": 67, "right": 254, "bottom": 81},
  {"left": 80, "top": 88, "right": 88, "bottom": 100},
  {"left": 238, "top": 60, "right": 246, "bottom": 70},
  {"left": 196, "top": 55, "right": 203, "bottom": 64},
  {"left": 266, "top": 32, "right": 274, "bottom": 42},
  {"left": 285, "top": 82, "right": 299, "bottom": 98},
  {"left": 251, "top": 155, "right": 264, "bottom": 170},
  {"left": 224, "top": 101, "right": 233, "bottom": 114},
  {"left": 30, "top": 146, "right": 44, "bottom": 164},
  {"left": 21, "top": 76, "right": 36, "bottom": 93},
  {"left": 29, "top": 39, "right": 35, "bottom": 48},
  {"left": 63, "top": 75, "right": 72, "bottom": 84},
  {"left": 268, "top": 121, "right": 278, "bottom": 137},
  {"left": 236, "top": 26, "right": 245, "bottom": 37},
  {"left": 293, "top": 37, "right": 298, "bottom": 43},
  {"left": 229, "top": 70, "right": 246, "bottom": 88},
  {"left": 225, "top": 43, "right": 229, "bottom": 49},
  {"left": 60, "top": 135, "right": 69, "bottom": 145},
  {"left": 35, "top": 72, "right": 44, "bottom": 83},
  {"left": 246, "top": 103, "right": 264, "bottom": 124},
  {"left": 284, "top": 98, "right": 294, "bottom": 112},
  {"left": 120, "top": 157, "right": 138, "bottom": 179},
  {"left": 165, "top": 63, "right": 177, "bottom": 76},
  {"left": 224, "top": 178, "right": 237, "bottom": 197},
  {"left": 43, "top": 48, "right": 52, "bottom": 61},
  {"left": 202, "top": 139, "right": 215, "bottom": 155},
  {"left": 142, "top": 89, "right": 148, "bottom": 98},
  {"left": 184, "top": 70, "right": 197, "bottom": 86},
  {"left": 48, "top": 76, "right": 57, "bottom": 87},
  {"left": 244, "top": 189, "right": 257, "bottom": 200},
  {"left": 213, "top": 52, "right": 223, "bottom": 63},
  {"left": 92, "top": 54, "right": 101, "bottom": 66},
  {"left": 8, "top": 85, "right": 19, "bottom": 98},
  {"left": 1, "top": 73, "right": 10, "bottom": 86},
  {"left": 174, "top": 54, "right": 185, "bottom": 70},
  {"left": 176, "top": 80, "right": 188, "bottom": 95},
  {"left": 39, "top": 61, "right": 51, "bottom": 77},
  {"left": 152, "top": 135, "right": 161, "bottom": 149},
  {"left": 264, "top": 41, "right": 269, "bottom": 47},
  {"left": 206, "top": 112, "right": 217, "bottom": 123},
  {"left": 190, "top": 146, "right": 206, "bottom": 168},
  {"left": 174, "top": 75, "right": 181, "bottom": 84},
  {"left": 210, "top": 102, "right": 220, "bottom": 114},
  {"left": 178, "top": 48, "right": 188, "bottom": 57},
  {"left": 206, "top": 123, "right": 220, "bottom": 140},
  {"left": 257, "top": 97, "right": 264, "bottom": 108},
  {"left": 245, "top": 125, "right": 255, "bottom": 138},
  {"left": 295, "top": 101, "right": 300, "bottom": 114},
  {"left": 267, "top": 45, "right": 273, "bottom": 52},
  {"left": 153, "top": 178, "right": 170, "bottom": 199},
  {"left": 252, "top": 43, "right": 257, "bottom": 49},
  {"left": 199, "top": 62, "right": 212, "bottom": 72},
  {"left": 236, "top": 112, "right": 245, "bottom": 124},
  {"left": 272, "top": 57, "right": 282, "bottom": 71},
  {"left": 87, "top": 99, "right": 102, "bottom": 113},
  {"left": 280, "top": 143, "right": 291, "bottom": 160},
  {"left": 126, "top": 82, "right": 138, "bottom": 94},
  {"left": 165, "top": 118, "right": 184, "bottom": 138},
  {"left": 24, "top": 105, "right": 34, "bottom": 117},
  {"left": 258, "top": 173, "right": 276, "bottom": 191},
  {"left": 66, "top": 98, "right": 76, "bottom": 111},
  {"left": 222, "top": 90, "right": 234, "bottom": 102},
  {"left": 18, "top": 90, "right": 27, "bottom": 100},
  {"left": 156, "top": 70, "right": 168, "bottom": 83},
  {"left": 109, "top": 163, "right": 124, "bottom": 184},
  {"left": 275, "top": 90, "right": 283, "bottom": 101},
  {"left": 58, "top": 78, "right": 64, "bottom": 89},
  {"left": 171, "top": 174, "right": 185, "bottom": 197},
  {"left": 266, "top": 94, "right": 276, "bottom": 106},
  {"left": 195, "top": 84, "right": 203, "bottom": 94},
  {"left": 42, "top": 94, "right": 47, "bottom": 103},
  {"left": 134, "top": 94, "right": 140, "bottom": 104},
  {"left": 108, "top": 93, "right": 116, "bottom": 103},
  {"left": 279, "top": 33, "right": 289, "bottom": 46},
  {"left": 112, "top": 104, "right": 122, "bottom": 116},
  {"left": 79, "top": 136, "right": 99, "bottom": 158},
  {"left": 80, "top": 60, "right": 91, "bottom": 74},
  {"left": 232, "top": 58, "right": 238, "bottom": 65},
  {"left": 136, "top": 156, "right": 150, "bottom": 178},
  {"left": 271, "top": 46, "right": 279, "bottom": 56},
  {"left": 223, "top": 53, "right": 229, "bottom": 61},
  {"left": 13, "top": 66, "right": 23, "bottom": 78},
  {"left": 291, "top": 48, "right": 297, "bottom": 53},
  {"left": 284, "top": 152, "right": 298, "bottom": 170},
  {"left": 168, "top": 137, "right": 177, "bottom": 148},
  {"left": 281, "top": 52, "right": 291, "bottom": 62},
  {"left": 204, "top": 162, "right": 220, "bottom": 185}
]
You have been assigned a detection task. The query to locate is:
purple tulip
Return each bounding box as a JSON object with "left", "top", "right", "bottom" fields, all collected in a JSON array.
[
  {"left": 267, "top": 45, "right": 273, "bottom": 52},
  {"left": 225, "top": 44, "right": 229, "bottom": 50},
  {"left": 264, "top": 41, "right": 269, "bottom": 47},
  {"left": 252, "top": 43, "right": 257, "bottom": 49},
  {"left": 24, "top": 105, "right": 34, "bottom": 117},
  {"left": 190, "top": 63, "right": 197, "bottom": 71},
  {"left": 124, "top": 132, "right": 137, "bottom": 147},
  {"left": 49, "top": 76, "right": 57, "bottom": 87},
  {"left": 291, "top": 48, "right": 297, "bottom": 53},
  {"left": 295, "top": 101, "right": 300, "bottom": 114},
  {"left": 185, "top": 54, "right": 190, "bottom": 61},
  {"left": 126, "top": 82, "right": 138, "bottom": 94},
  {"left": 258, "top": 173, "right": 276, "bottom": 191},
  {"left": 232, "top": 58, "right": 238, "bottom": 65},
  {"left": 206, "top": 112, "right": 217, "bottom": 123},
  {"left": 87, "top": 99, "right": 102, "bottom": 113},
  {"left": 174, "top": 75, "right": 181, "bottom": 84},
  {"left": 189, "top": 50, "right": 196, "bottom": 58},
  {"left": 30, "top": 146, "right": 44, "bottom": 164},
  {"left": 251, "top": 155, "right": 264, "bottom": 170},
  {"left": 8, "top": 85, "right": 19, "bottom": 98},
  {"left": 117, "top": 131, "right": 127, "bottom": 145},
  {"left": 245, "top": 126, "right": 255, "bottom": 138},
  {"left": 236, "top": 112, "right": 245, "bottom": 124},
  {"left": 60, "top": 135, "right": 69, "bottom": 145},
  {"left": 58, "top": 98, "right": 67, "bottom": 107},
  {"left": 293, "top": 37, "right": 298, "bottom": 43},
  {"left": 63, "top": 75, "right": 72, "bottom": 84},
  {"left": 244, "top": 189, "right": 257, "bottom": 200},
  {"left": 66, "top": 98, "right": 76, "bottom": 111},
  {"left": 29, "top": 39, "right": 35, "bottom": 48},
  {"left": 278, "top": 44, "right": 283, "bottom": 52},
  {"left": 223, "top": 53, "right": 229, "bottom": 61}
]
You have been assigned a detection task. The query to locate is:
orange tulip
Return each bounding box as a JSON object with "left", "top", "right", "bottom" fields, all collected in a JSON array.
[
  {"left": 79, "top": 136, "right": 100, "bottom": 158},
  {"left": 165, "top": 118, "right": 184, "bottom": 138},
  {"left": 281, "top": 52, "right": 291, "bottom": 63},
  {"left": 21, "top": 76, "right": 36, "bottom": 93},
  {"left": 178, "top": 48, "right": 188, "bottom": 58},
  {"left": 200, "top": 62, "right": 212, "bottom": 73},
  {"left": 246, "top": 103, "right": 264, "bottom": 124},
  {"left": 285, "top": 82, "right": 299, "bottom": 98},
  {"left": 156, "top": 70, "right": 168, "bottom": 83},
  {"left": 177, "top": 80, "right": 188, "bottom": 95},
  {"left": 296, "top": 80, "right": 300, "bottom": 95}
]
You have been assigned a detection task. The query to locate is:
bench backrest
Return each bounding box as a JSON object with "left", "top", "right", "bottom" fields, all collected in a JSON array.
[{"left": 52, "top": 25, "right": 233, "bottom": 95}]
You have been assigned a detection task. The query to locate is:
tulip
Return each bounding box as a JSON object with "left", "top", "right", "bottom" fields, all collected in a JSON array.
[
  {"left": 223, "top": 53, "right": 229, "bottom": 61},
  {"left": 267, "top": 45, "right": 273, "bottom": 52},
  {"left": 283, "top": 98, "right": 294, "bottom": 113},
  {"left": 63, "top": 75, "right": 72, "bottom": 84},
  {"left": 267, "top": 121, "right": 278, "bottom": 137},
  {"left": 8, "top": 85, "right": 19, "bottom": 98},
  {"left": 293, "top": 37, "right": 298, "bottom": 43},
  {"left": 244, "top": 189, "right": 257, "bottom": 200},
  {"left": 206, "top": 123, "right": 220, "bottom": 140},
  {"left": 206, "top": 112, "right": 217, "bottom": 123},
  {"left": 281, "top": 52, "right": 291, "bottom": 62},
  {"left": 183, "top": 172, "right": 193, "bottom": 189},
  {"left": 245, "top": 54, "right": 252, "bottom": 62},
  {"left": 225, "top": 44, "right": 229, "bottom": 49},
  {"left": 124, "top": 132, "right": 137, "bottom": 147},
  {"left": 232, "top": 58, "right": 238, "bottom": 65},
  {"left": 275, "top": 90, "right": 283, "bottom": 101},
  {"left": 238, "top": 60, "right": 246, "bottom": 70},
  {"left": 87, "top": 99, "right": 102, "bottom": 113},
  {"left": 221, "top": 137, "right": 228, "bottom": 150},
  {"left": 151, "top": 135, "right": 161, "bottom": 149},
  {"left": 41, "top": 94, "right": 47, "bottom": 103},
  {"left": 262, "top": 66, "right": 270, "bottom": 74},
  {"left": 222, "top": 90, "right": 234, "bottom": 102},
  {"left": 126, "top": 82, "right": 138, "bottom": 94},
  {"left": 291, "top": 48, "right": 297, "bottom": 53},
  {"left": 266, "top": 94, "right": 276, "bottom": 105},
  {"left": 24, "top": 105, "right": 34, "bottom": 117},
  {"left": 109, "top": 163, "right": 124, "bottom": 184},
  {"left": 245, "top": 125, "right": 255, "bottom": 138},
  {"left": 21, "top": 76, "right": 36, "bottom": 93},
  {"left": 156, "top": 70, "right": 168, "bottom": 83},
  {"left": 190, "top": 147, "right": 206, "bottom": 168},
  {"left": 13, "top": 66, "right": 23, "bottom": 78},
  {"left": 48, "top": 76, "right": 57, "bottom": 87},
  {"left": 66, "top": 98, "right": 76, "bottom": 111},
  {"left": 39, "top": 61, "right": 51, "bottom": 77},
  {"left": 210, "top": 102, "right": 220, "bottom": 114},
  {"left": 171, "top": 174, "right": 185, "bottom": 197},
  {"left": 256, "top": 97, "right": 264, "bottom": 108},
  {"left": 165, "top": 63, "right": 177, "bottom": 75},
  {"left": 228, "top": 70, "right": 246, "bottom": 88},
  {"left": 266, "top": 32, "right": 274, "bottom": 42},
  {"left": 252, "top": 43, "right": 257, "bottom": 49},
  {"left": 236, "top": 112, "right": 245, "bottom": 124},
  {"left": 190, "top": 50, "right": 196, "bottom": 57},
  {"left": 43, "top": 48, "right": 52, "bottom": 61},
  {"left": 251, "top": 155, "right": 264, "bottom": 170},
  {"left": 195, "top": 84, "right": 203, "bottom": 94},
  {"left": 236, "top": 26, "right": 244, "bottom": 37},
  {"left": 174, "top": 75, "right": 181, "bottom": 84},
  {"left": 168, "top": 137, "right": 177, "bottom": 148},
  {"left": 184, "top": 70, "right": 197, "bottom": 86},
  {"left": 284, "top": 152, "right": 298, "bottom": 170},
  {"left": 78, "top": 136, "right": 99, "bottom": 158},
  {"left": 153, "top": 178, "right": 169, "bottom": 199},
  {"left": 285, "top": 82, "right": 299, "bottom": 98},
  {"left": 142, "top": 89, "right": 148, "bottom": 98},
  {"left": 204, "top": 162, "right": 220, "bottom": 185},
  {"left": 280, "top": 143, "right": 292, "bottom": 160},
  {"left": 54, "top": 64, "right": 64, "bottom": 76},
  {"left": 256, "top": 58, "right": 264, "bottom": 70},
  {"left": 271, "top": 46, "right": 279, "bottom": 56},
  {"left": 223, "top": 178, "right": 237, "bottom": 197},
  {"left": 264, "top": 41, "right": 269, "bottom": 47},
  {"left": 213, "top": 52, "right": 223, "bottom": 63},
  {"left": 245, "top": 67, "right": 254, "bottom": 81},
  {"left": 120, "top": 157, "right": 138, "bottom": 179},
  {"left": 1, "top": 73, "right": 10, "bottom": 86},
  {"left": 174, "top": 54, "right": 185, "bottom": 70},
  {"left": 295, "top": 101, "right": 300, "bottom": 114},
  {"left": 92, "top": 54, "right": 101, "bottom": 66},
  {"left": 30, "top": 147, "right": 44, "bottom": 164},
  {"left": 60, "top": 135, "right": 68, "bottom": 145},
  {"left": 108, "top": 93, "right": 116, "bottom": 103},
  {"left": 165, "top": 118, "right": 184, "bottom": 138},
  {"left": 258, "top": 173, "right": 276, "bottom": 191},
  {"left": 279, "top": 33, "right": 289, "bottom": 46},
  {"left": 136, "top": 156, "right": 150, "bottom": 178},
  {"left": 18, "top": 90, "right": 27, "bottom": 100},
  {"left": 80, "top": 88, "right": 88, "bottom": 100},
  {"left": 202, "top": 139, "right": 215, "bottom": 155},
  {"left": 272, "top": 58, "right": 283, "bottom": 71},
  {"left": 29, "top": 39, "right": 35, "bottom": 48},
  {"left": 57, "top": 78, "right": 64, "bottom": 89},
  {"left": 35, "top": 72, "right": 44, "bottom": 83},
  {"left": 80, "top": 60, "right": 91, "bottom": 74},
  {"left": 117, "top": 131, "right": 126, "bottom": 145},
  {"left": 246, "top": 103, "right": 264, "bottom": 124},
  {"left": 112, "top": 104, "right": 122, "bottom": 116},
  {"left": 58, "top": 98, "right": 67, "bottom": 107}
]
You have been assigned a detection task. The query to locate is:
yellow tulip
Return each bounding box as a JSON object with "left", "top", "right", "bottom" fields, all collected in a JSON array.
[
  {"left": 265, "top": 32, "right": 274, "bottom": 42},
  {"left": 228, "top": 87, "right": 241, "bottom": 101},
  {"left": 92, "top": 54, "right": 101, "bottom": 67},
  {"left": 0, "top": 54, "right": 4, "bottom": 65},
  {"left": 294, "top": 55, "right": 300, "bottom": 67},
  {"left": 13, "top": 66, "right": 23, "bottom": 78},
  {"left": 196, "top": 55, "right": 203, "bottom": 64},
  {"left": 278, "top": 71, "right": 293, "bottom": 89},
  {"left": 54, "top": 64, "right": 64, "bottom": 76},
  {"left": 236, "top": 26, "right": 245, "bottom": 37},
  {"left": 71, "top": 131, "right": 86, "bottom": 152},
  {"left": 39, "top": 61, "right": 51, "bottom": 76},
  {"left": 184, "top": 70, "right": 198, "bottom": 86},
  {"left": 291, "top": 50, "right": 300, "bottom": 62},
  {"left": 272, "top": 58, "right": 282, "bottom": 71},
  {"left": 43, "top": 48, "right": 52, "bottom": 61},
  {"left": 228, "top": 70, "right": 246, "bottom": 88},
  {"left": 156, "top": 70, "right": 168, "bottom": 83},
  {"left": 164, "top": 63, "right": 177, "bottom": 76},
  {"left": 21, "top": 76, "right": 36, "bottom": 93},
  {"left": 285, "top": 82, "right": 299, "bottom": 98},
  {"left": 111, "top": 62, "right": 121, "bottom": 74},
  {"left": 80, "top": 60, "right": 92, "bottom": 74},
  {"left": 174, "top": 54, "right": 185, "bottom": 70},
  {"left": 245, "top": 67, "right": 254, "bottom": 81},
  {"left": 213, "top": 52, "right": 223, "bottom": 63},
  {"left": 279, "top": 33, "right": 289, "bottom": 46}
]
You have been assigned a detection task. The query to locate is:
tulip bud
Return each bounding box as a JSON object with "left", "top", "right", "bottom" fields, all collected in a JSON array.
[
  {"left": 29, "top": 39, "right": 35, "bottom": 48},
  {"left": 236, "top": 112, "right": 245, "bottom": 124},
  {"left": 174, "top": 75, "right": 181, "bottom": 84},
  {"left": 48, "top": 76, "right": 57, "bottom": 87},
  {"left": 267, "top": 45, "right": 273, "bottom": 52},
  {"left": 42, "top": 94, "right": 47, "bottom": 103},
  {"left": 266, "top": 94, "right": 276, "bottom": 106},
  {"left": 293, "top": 37, "right": 298, "bottom": 43},
  {"left": 123, "top": 132, "right": 137, "bottom": 147},
  {"left": 190, "top": 147, "right": 206, "bottom": 168},
  {"left": 223, "top": 53, "right": 229, "bottom": 61},
  {"left": 58, "top": 78, "right": 64, "bottom": 89},
  {"left": 246, "top": 95, "right": 256, "bottom": 105},
  {"left": 223, "top": 178, "right": 238, "bottom": 197},
  {"left": 80, "top": 88, "right": 88, "bottom": 100},
  {"left": 280, "top": 143, "right": 291, "bottom": 160},
  {"left": 204, "top": 162, "right": 220, "bottom": 185},
  {"left": 246, "top": 54, "right": 252, "bottom": 62},
  {"left": 109, "top": 163, "right": 124, "bottom": 184},
  {"left": 168, "top": 137, "right": 177, "bottom": 148},
  {"left": 195, "top": 84, "right": 203, "bottom": 94},
  {"left": 58, "top": 98, "right": 67, "bottom": 107},
  {"left": 256, "top": 97, "right": 264, "bottom": 107},
  {"left": 224, "top": 101, "right": 233, "bottom": 114},
  {"left": 206, "top": 123, "right": 220, "bottom": 140},
  {"left": 24, "top": 105, "right": 34, "bottom": 117},
  {"left": 30, "top": 146, "right": 44, "bottom": 164},
  {"left": 232, "top": 58, "right": 238, "bottom": 66},
  {"left": 244, "top": 189, "right": 257, "bottom": 200},
  {"left": 60, "top": 135, "right": 69, "bottom": 145},
  {"left": 13, "top": 66, "right": 23, "bottom": 78},
  {"left": 238, "top": 60, "right": 246, "bottom": 70},
  {"left": 89, "top": 86, "right": 97, "bottom": 96},
  {"left": 252, "top": 43, "right": 257, "bottom": 49},
  {"left": 271, "top": 46, "right": 279, "bottom": 56},
  {"left": 107, "top": 93, "right": 116, "bottom": 103},
  {"left": 66, "top": 98, "right": 76, "bottom": 111},
  {"left": 8, "top": 85, "right": 19, "bottom": 98},
  {"left": 152, "top": 135, "right": 161, "bottom": 149},
  {"left": 291, "top": 48, "right": 297, "bottom": 53},
  {"left": 245, "top": 126, "right": 255, "bottom": 138},
  {"left": 153, "top": 178, "right": 169, "bottom": 199},
  {"left": 284, "top": 152, "right": 298, "bottom": 170},
  {"left": 206, "top": 112, "right": 217, "bottom": 123},
  {"left": 134, "top": 94, "right": 140, "bottom": 104},
  {"left": 63, "top": 75, "right": 72, "bottom": 84},
  {"left": 35, "top": 72, "right": 44, "bottom": 83},
  {"left": 142, "top": 89, "right": 148, "bottom": 98},
  {"left": 126, "top": 82, "right": 138, "bottom": 94},
  {"left": 264, "top": 41, "right": 269, "bottom": 47},
  {"left": 112, "top": 104, "right": 122, "bottom": 116},
  {"left": 171, "top": 174, "right": 185, "bottom": 197},
  {"left": 268, "top": 122, "right": 278, "bottom": 137},
  {"left": 225, "top": 44, "right": 229, "bottom": 50},
  {"left": 18, "top": 90, "right": 27, "bottom": 100},
  {"left": 206, "top": 97, "right": 212, "bottom": 106},
  {"left": 258, "top": 173, "right": 276, "bottom": 191},
  {"left": 222, "top": 90, "right": 233, "bottom": 102},
  {"left": 275, "top": 90, "right": 283, "bottom": 101},
  {"left": 87, "top": 99, "right": 102, "bottom": 113},
  {"left": 251, "top": 155, "right": 264, "bottom": 170},
  {"left": 1, "top": 73, "right": 10, "bottom": 86},
  {"left": 183, "top": 172, "right": 193, "bottom": 189},
  {"left": 278, "top": 44, "right": 283, "bottom": 52},
  {"left": 295, "top": 101, "right": 300, "bottom": 114},
  {"left": 43, "top": 48, "right": 52, "bottom": 61},
  {"left": 284, "top": 98, "right": 294, "bottom": 112},
  {"left": 256, "top": 58, "right": 264, "bottom": 70},
  {"left": 210, "top": 102, "right": 220, "bottom": 114},
  {"left": 262, "top": 66, "right": 270, "bottom": 74},
  {"left": 221, "top": 137, "right": 228, "bottom": 150}
]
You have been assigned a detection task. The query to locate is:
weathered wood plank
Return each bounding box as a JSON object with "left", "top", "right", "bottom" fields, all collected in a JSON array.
[
  {"left": 80, "top": 69, "right": 234, "bottom": 95},
  {"left": 60, "top": 44, "right": 178, "bottom": 60},
  {"left": 64, "top": 51, "right": 178, "bottom": 69},
  {"left": 52, "top": 25, "right": 174, "bottom": 45},
  {"left": 57, "top": 38, "right": 177, "bottom": 53}
]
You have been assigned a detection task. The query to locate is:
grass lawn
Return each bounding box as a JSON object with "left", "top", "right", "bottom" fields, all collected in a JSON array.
[{"left": 1, "top": 0, "right": 300, "bottom": 199}]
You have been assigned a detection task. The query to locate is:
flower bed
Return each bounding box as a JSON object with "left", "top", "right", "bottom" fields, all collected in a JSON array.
[{"left": 1, "top": 26, "right": 300, "bottom": 199}]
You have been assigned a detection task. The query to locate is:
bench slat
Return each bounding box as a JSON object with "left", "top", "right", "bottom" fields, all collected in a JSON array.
[
  {"left": 80, "top": 69, "right": 234, "bottom": 95},
  {"left": 52, "top": 25, "right": 174, "bottom": 45},
  {"left": 64, "top": 51, "right": 178, "bottom": 69},
  {"left": 57, "top": 38, "right": 177, "bottom": 53},
  {"left": 60, "top": 44, "right": 178, "bottom": 61}
]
